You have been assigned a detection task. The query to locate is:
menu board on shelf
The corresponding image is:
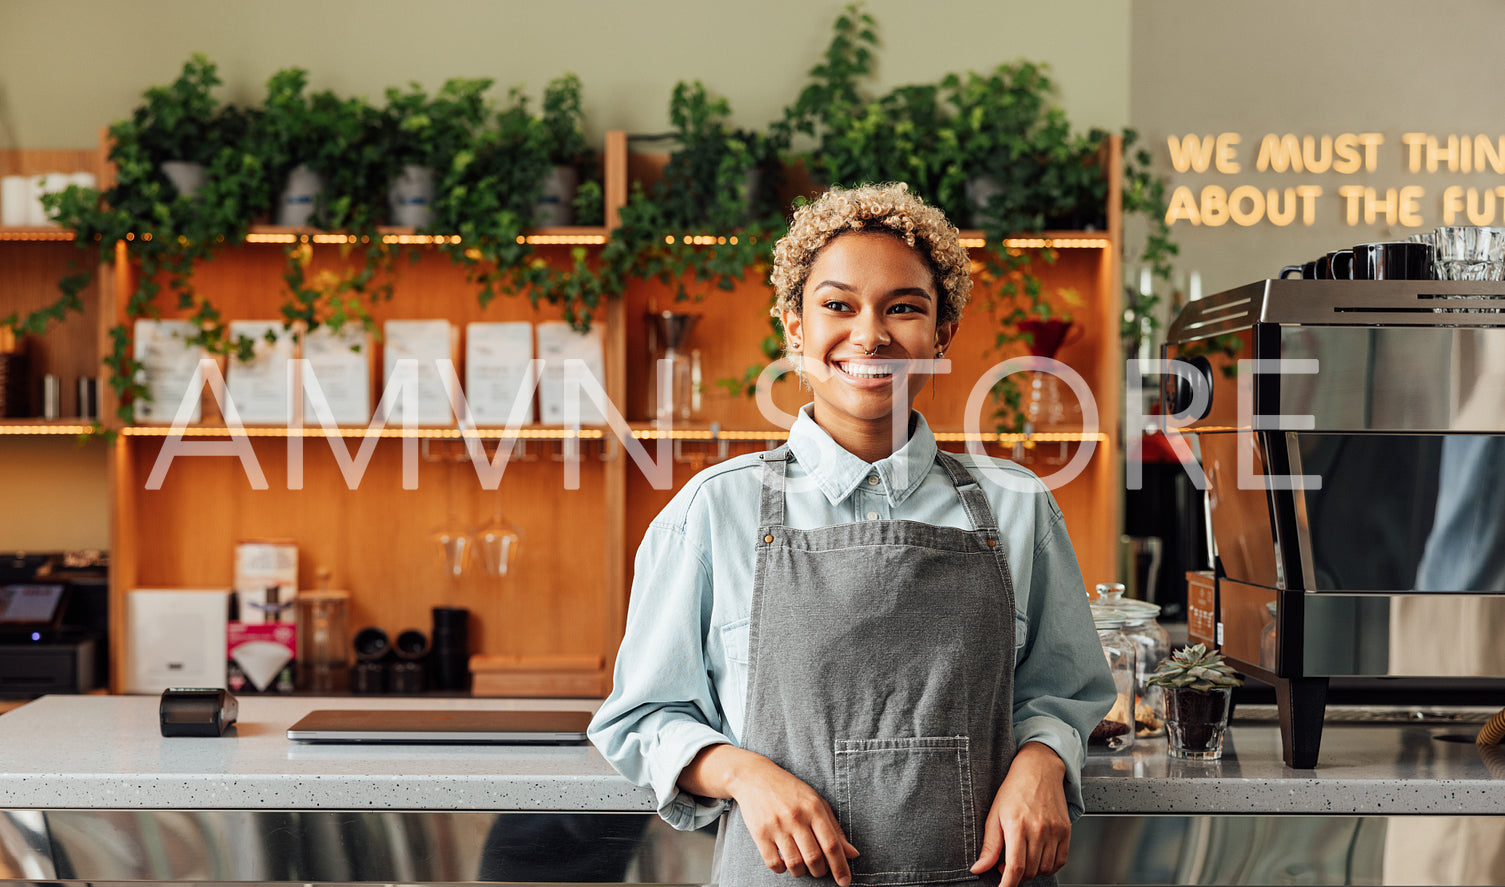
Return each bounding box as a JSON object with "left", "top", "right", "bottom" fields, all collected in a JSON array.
[
  {"left": 133, "top": 320, "right": 205, "bottom": 423},
  {"left": 225, "top": 321, "right": 295, "bottom": 425},
  {"left": 301, "top": 324, "right": 372, "bottom": 425},
  {"left": 381, "top": 320, "right": 458, "bottom": 427},
  {"left": 465, "top": 322, "right": 535, "bottom": 426},
  {"left": 536, "top": 321, "right": 606, "bottom": 425}
]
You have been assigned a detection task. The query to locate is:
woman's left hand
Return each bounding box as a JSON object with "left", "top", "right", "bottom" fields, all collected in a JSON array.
[{"left": 969, "top": 741, "right": 1070, "bottom": 887}]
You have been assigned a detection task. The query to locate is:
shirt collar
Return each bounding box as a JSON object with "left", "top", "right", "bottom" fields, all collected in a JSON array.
[{"left": 785, "top": 405, "right": 939, "bottom": 507}]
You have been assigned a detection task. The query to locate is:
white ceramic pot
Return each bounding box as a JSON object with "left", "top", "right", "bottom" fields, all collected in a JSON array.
[
  {"left": 277, "top": 164, "right": 324, "bottom": 227},
  {"left": 388, "top": 165, "right": 435, "bottom": 228},
  {"left": 161, "top": 161, "right": 207, "bottom": 200},
  {"left": 1, "top": 175, "right": 31, "bottom": 226},
  {"left": 27, "top": 173, "right": 71, "bottom": 226},
  {"left": 965, "top": 176, "right": 1005, "bottom": 228},
  {"left": 533, "top": 165, "right": 578, "bottom": 227}
]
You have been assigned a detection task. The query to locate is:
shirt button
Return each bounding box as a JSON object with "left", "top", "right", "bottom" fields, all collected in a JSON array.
[
  {"left": 867, "top": 476, "right": 879, "bottom": 485},
  {"left": 866, "top": 511, "right": 879, "bottom": 520}
]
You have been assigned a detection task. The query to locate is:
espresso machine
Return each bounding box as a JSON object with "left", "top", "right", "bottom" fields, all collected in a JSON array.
[{"left": 1161, "top": 277, "right": 1505, "bottom": 767}]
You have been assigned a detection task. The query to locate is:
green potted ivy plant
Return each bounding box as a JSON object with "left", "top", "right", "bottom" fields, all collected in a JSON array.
[
  {"left": 604, "top": 80, "right": 780, "bottom": 304},
  {"left": 427, "top": 86, "right": 604, "bottom": 326},
  {"left": 258, "top": 68, "right": 325, "bottom": 227},
  {"left": 535, "top": 72, "right": 591, "bottom": 226},
  {"left": 382, "top": 78, "right": 492, "bottom": 228},
  {"left": 45, "top": 54, "right": 272, "bottom": 422},
  {"left": 123, "top": 53, "right": 252, "bottom": 200}
]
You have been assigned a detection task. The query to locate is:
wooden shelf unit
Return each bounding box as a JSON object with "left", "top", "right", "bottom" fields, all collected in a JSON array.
[
  {"left": 0, "top": 149, "right": 110, "bottom": 423},
  {"left": 5, "top": 133, "right": 1123, "bottom": 697}
]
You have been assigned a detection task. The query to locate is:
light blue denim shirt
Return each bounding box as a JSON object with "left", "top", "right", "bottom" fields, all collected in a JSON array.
[{"left": 589, "top": 406, "right": 1116, "bottom": 831}]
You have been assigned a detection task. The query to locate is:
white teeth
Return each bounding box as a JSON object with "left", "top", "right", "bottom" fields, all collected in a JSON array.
[{"left": 838, "top": 361, "right": 893, "bottom": 378}]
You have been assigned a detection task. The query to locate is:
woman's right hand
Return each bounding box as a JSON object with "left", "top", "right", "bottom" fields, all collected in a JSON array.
[{"left": 681, "top": 744, "right": 860, "bottom": 885}]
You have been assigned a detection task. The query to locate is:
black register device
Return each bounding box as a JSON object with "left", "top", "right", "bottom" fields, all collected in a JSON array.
[
  {"left": 285, "top": 708, "right": 592, "bottom": 744},
  {"left": 160, "top": 688, "right": 239, "bottom": 737}
]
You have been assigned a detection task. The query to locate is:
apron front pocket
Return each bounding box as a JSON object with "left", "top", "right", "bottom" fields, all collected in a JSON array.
[{"left": 834, "top": 736, "right": 977, "bottom": 886}]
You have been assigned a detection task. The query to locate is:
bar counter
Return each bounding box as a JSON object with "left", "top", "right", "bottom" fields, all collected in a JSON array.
[
  {"left": 2, "top": 695, "right": 1504, "bottom": 885},
  {"left": 2, "top": 695, "right": 1502, "bottom": 813}
]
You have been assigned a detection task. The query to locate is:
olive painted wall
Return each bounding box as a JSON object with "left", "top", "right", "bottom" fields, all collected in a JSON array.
[{"left": 0, "top": 0, "right": 1131, "bottom": 148}]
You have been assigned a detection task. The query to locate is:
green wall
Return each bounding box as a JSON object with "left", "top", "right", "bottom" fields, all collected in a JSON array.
[{"left": 0, "top": 0, "right": 1130, "bottom": 150}]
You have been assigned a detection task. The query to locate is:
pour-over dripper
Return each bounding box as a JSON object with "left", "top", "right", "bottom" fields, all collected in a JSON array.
[
  {"left": 646, "top": 311, "right": 702, "bottom": 421},
  {"left": 1015, "top": 319, "right": 1084, "bottom": 465},
  {"left": 648, "top": 311, "right": 700, "bottom": 352}
]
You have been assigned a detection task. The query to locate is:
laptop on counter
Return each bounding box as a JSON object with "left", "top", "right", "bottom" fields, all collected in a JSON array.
[{"left": 285, "top": 708, "right": 592, "bottom": 744}]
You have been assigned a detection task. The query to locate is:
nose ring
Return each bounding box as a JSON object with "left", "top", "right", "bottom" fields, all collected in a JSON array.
[{"left": 863, "top": 346, "right": 877, "bottom": 356}]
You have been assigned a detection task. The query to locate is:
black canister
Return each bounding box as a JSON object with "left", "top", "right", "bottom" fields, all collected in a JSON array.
[
  {"left": 430, "top": 607, "right": 471, "bottom": 691},
  {"left": 350, "top": 626, "right": 390, "bottom": 694},
  {"left": 390, "top": 629, "right": 430, "bottom": 693}
]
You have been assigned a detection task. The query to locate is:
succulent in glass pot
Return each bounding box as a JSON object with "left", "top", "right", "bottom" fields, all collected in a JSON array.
[
  {"left": 1148, "top": 644, "right": 1243, "bottom": 760},
  {"left": 1148, "top": 643, "right": 1244, "bottom": 691}
]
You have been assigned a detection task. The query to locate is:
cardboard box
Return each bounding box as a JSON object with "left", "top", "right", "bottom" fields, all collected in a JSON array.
[{"left": 235, "top": 540, "right": 298, "bottom": 625}]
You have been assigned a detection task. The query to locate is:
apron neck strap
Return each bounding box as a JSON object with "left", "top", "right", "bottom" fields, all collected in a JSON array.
[
  {"left": 935, "top": 450, "right": 1000, "bottom": 533},
  {"left": 758, "top": 445, "right": 792, "bottom": 528}
]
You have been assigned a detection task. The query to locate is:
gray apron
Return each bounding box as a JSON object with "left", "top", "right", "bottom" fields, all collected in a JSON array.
[{"left": 719, "top": 445, "right": 1041, "bottom": 887}]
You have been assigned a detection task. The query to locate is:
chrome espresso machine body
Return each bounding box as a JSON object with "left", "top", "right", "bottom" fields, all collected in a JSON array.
[{"left": 1162, "top": 278, "right": 1505, "bottom": 767}]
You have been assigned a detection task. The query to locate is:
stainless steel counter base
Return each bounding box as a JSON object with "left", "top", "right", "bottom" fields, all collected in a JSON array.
[
  {"left": 8, "top": 809, "right": 1505, "bottom": 885},
  {"left": 0, "top": 811, "right": 714, "bottom": 884}
]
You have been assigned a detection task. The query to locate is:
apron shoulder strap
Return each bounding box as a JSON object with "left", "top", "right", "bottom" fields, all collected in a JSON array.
[
  {"left": 935, "top": 450, "right": 1000, "bottom": 534},
  {"left": 757, "top": 445, "right": 792, "bottom": 529}
]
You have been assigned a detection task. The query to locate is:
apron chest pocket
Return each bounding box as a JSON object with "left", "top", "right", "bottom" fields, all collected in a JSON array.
[{"left": 834, "top": 736, "right": 978, "bottom": 886}]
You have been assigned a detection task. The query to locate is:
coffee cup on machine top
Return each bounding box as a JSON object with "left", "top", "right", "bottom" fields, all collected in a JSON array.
[
  {"left": 1351, "top": 241, "right": 1434, "bottom": 280},
  {"left": 1327, "top": 248, "right": 1354, "bottom": 280}
]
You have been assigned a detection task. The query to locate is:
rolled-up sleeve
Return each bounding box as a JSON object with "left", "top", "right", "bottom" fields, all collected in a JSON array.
[
  {"left": 1011, "top": 506, "right": 1118, "bottom": 821},
  {"left": 588, "top": 519, "right": 733, "bottom": 830}
]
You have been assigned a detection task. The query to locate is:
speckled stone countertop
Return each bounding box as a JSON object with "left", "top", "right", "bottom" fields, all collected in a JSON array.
[{"left": 3, "top": 696, "right": 1504, "bottom": 814}]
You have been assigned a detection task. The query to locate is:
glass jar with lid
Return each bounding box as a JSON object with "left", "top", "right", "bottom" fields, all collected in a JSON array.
[
  {"left": 1094, "top": 583, "right": 1171, "bottom": 738},
  {"left": 1087, "top": 606, "right": 1136, "bottom": 752}
]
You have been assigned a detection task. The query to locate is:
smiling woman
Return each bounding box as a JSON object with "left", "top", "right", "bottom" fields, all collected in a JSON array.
[
  {"left": 589, "top": 182, "right": 1115, "bottom": 887},
  {"left": 774, "top": 186, "right": 966, "bottom": 462}
]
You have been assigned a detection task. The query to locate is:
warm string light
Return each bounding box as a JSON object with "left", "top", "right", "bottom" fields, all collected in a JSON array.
[
  {"left": 0, "top": 423, "right": 95, "bottom": 435},
  {"left": 0, "top": 229, "right": 75, "bottom": 242},
  {"left": 119, "top": 425, "right": 608, "bottom": 439},
  {"left": 110, "top": 425, "right": 1107, "bottom": 442},
  {"left": 932, "top": 431, "right": 1109, "bottom": 444},
  {"left": 11, "top": 229, "right": 1102, "bottom": 249},
  {"left": 523, "top": 234, "right": 608, "bottom": 245},
  {"left": 662, "top": 234, "right": 744, "bottom": 246},
  {"left": 961, "top": 236, "right": 1113, "bottom": 250}
]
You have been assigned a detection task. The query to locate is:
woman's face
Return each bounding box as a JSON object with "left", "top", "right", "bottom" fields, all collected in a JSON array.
[{"left": 783, "top": 231, "right": 957, "bottom": 441}]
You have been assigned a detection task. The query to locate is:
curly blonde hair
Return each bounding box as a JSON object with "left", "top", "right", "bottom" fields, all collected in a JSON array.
[{"left": 770, "top": 182, "right": 973, "bottom": 326}]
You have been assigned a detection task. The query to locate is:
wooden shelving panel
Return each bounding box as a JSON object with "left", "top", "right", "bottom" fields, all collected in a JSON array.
[{"left": 5, "top": 132, "right": 1125, "bottom": 697}]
